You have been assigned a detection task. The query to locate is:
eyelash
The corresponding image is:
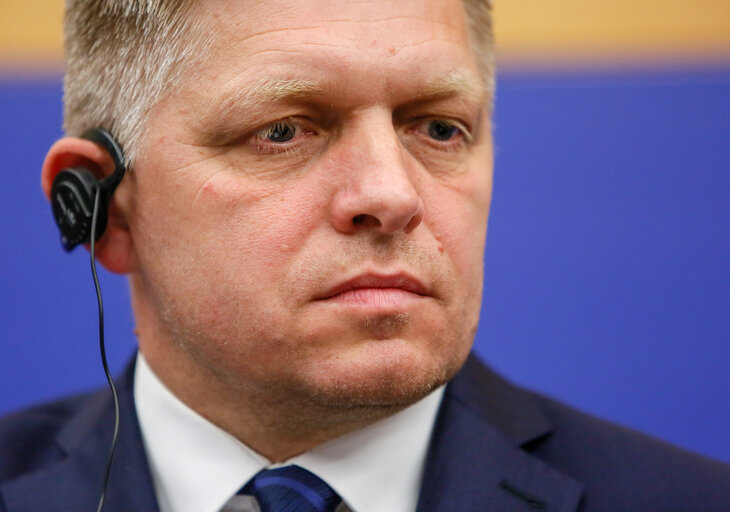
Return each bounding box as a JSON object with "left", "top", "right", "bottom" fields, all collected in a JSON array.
[{"left": 249, "top": 118, "right": 314, "bottom": 154}]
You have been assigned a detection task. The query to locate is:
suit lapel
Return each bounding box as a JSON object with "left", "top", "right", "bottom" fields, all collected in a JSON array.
[
  {"left": 417, "top": 356, "right": 584, "bottom": 512},
  {"left": 1, "top": 360, "right": 159, "bottom": 512}
]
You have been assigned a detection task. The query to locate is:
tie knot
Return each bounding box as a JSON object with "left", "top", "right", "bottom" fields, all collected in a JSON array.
[{"left": 242, "top": 465, "right": 341, "bottom": 512}]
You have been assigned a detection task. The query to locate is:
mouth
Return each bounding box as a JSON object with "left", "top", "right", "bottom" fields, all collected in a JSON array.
[{"left": 315, "top": 272, "right": 432, "bottom": 307}]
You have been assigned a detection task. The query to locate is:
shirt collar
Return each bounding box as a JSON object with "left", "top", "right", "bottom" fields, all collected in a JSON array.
[{"left": 134, "top": 352, "right": 444, "bottom": 512}]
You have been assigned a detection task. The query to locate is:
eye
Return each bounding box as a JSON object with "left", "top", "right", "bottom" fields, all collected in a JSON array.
[
  {"left": 410, "top": 118, "right": 471, "bottom": 147},
  {"left": 245, "top": 117, "right": 322, "bottom": 157},
  {"left": 427, "top": 120, "right": 461, "bottom": 141},
  {"left": 259, "top": 121, "right": 297, "bottom": 143}
]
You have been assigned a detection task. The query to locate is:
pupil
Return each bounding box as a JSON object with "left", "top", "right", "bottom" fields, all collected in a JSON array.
[
  {"left": 269, "top": 123, "right": 294, "bottom": 142},
  {"left": 429, "top": 121, "right": 455, "bottom": 141}
]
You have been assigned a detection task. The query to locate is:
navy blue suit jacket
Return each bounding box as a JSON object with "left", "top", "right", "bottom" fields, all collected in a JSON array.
[{"left": 1, "top": 354, "right": 729, "bottom": 511}]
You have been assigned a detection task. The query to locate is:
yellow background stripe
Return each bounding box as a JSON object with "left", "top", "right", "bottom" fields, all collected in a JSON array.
[
  {"left": 496, "top": 0, "right": 730, "bottom": 67},
  {"left": 1, "top": 0, "right": 729, "bottom": 72},
  {"left": 0, "top": 0, "right": 64, "bottom": 71}
]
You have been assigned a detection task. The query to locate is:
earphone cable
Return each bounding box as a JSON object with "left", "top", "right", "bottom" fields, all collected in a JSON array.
[{"left": 90, "top": 186, "right": 120, "bottom": 512}]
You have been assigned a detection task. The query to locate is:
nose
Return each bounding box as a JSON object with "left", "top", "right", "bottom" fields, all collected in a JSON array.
[{"left": 329, "top": 117, "right": 424, "bottom": 235}]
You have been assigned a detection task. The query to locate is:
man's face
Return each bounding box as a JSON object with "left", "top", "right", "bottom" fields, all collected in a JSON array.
[{"left": 128, "top": 0, "right": 493, "bottom": 408}]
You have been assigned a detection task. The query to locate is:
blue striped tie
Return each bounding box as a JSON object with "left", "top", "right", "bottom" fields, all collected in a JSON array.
[{"left": 241, "top": 465, "right": 342, "bottom": 512}]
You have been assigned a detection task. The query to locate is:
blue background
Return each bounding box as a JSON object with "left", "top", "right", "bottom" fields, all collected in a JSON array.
[{"left": 1, "top": 67, "right": 728, "bottom": 463}]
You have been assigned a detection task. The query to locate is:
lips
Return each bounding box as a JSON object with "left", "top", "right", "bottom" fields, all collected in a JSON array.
[{"left": 315, "top": 272, "right": 431, "bottom": 302}]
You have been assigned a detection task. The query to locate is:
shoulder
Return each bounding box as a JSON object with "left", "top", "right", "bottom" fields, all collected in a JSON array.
[
  {"left": 447, "top": 355, "right": 730, "bottom": 511},
  {"left": 0, "top": 390, "right": 99, "bottom": 483},
  {"left": 528, "top": 392, "right": 730, "bottom": 510}
]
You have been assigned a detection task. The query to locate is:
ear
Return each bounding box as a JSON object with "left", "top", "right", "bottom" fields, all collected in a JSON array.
[{"left": 42, "top": 136, "right": 138, "bottom": 274}]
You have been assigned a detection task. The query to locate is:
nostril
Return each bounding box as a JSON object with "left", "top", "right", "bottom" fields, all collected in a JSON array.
[{"left": 351, "top": 213, "right": 382, "bottom": 230}]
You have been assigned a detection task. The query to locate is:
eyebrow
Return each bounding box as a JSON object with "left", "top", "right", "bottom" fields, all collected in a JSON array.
[
  {"left": 420, "top": 69, "right": 486, "bottom": 103},
  {"left": 202, "top": 77, "right": 324, "bottom": 122},
  {"left": 211, "top": 68, "right": 483, "bottom": 111},
  {"left": 197, "top": 69, "right": 486, "bottom": 142},
  {"left": 247, "top": 76, "right": 325, "bottom": 101}
]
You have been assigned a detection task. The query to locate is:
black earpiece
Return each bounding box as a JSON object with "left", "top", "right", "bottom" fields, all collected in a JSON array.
[
  {"left": 49, "top": 129, "right": 127, "bottom": 508},
  {"left": 50, "top": 128, "right": 126, "bottom": 252}
]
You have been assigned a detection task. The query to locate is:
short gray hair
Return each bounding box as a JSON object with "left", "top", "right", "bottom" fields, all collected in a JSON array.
[
  {"left": 63, "top": 0, "right": 210, "bottom": 165},
  {"left": 462, "top": 0, "right": 495, "bottom": 99},
  {"left": 62, "top": 0, "right": 494, "bottom": 166}
]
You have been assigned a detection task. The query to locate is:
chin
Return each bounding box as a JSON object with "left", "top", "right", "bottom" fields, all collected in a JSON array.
[{"left": 299, "top": 335, "right": 470, "bottom": 410}]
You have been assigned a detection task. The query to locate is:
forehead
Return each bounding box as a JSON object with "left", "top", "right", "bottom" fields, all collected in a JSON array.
[
  {"left": 204, "top": 0, "right": 471, "bottom": 46},
  {"left": 188, "top": 0, "right": 481, "bottom": 103}
]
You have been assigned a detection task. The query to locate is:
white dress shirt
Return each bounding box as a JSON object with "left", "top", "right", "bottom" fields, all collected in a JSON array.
[{"left": 134, "top": 353, "right": 444, "bottom": 512}]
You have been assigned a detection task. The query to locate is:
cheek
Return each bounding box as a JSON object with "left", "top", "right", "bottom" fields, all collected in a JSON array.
[
  {"left": 166, "top": 171, "right": 330, "bottom": 294},
  {"left": 424, "top": 171, "right": 491, "bottom": 281},
  {"left": 130, "top": 165, "right": 330, "bottom": 352},
  {"left": 427, "top": 175, "right": 490, "bottom": 352}
]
